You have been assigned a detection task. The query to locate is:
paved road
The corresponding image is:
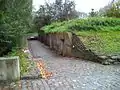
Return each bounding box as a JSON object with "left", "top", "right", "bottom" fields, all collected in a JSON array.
[
  {"left": 28, "top": 40, "right": 120, "bottom": 90},
  {"left": 1, "top": 40, "right": 120, "bottom": 90}
]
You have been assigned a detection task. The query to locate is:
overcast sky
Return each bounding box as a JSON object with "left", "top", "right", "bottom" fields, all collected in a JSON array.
[{"left": 33, "top": 0, "right": 112, "bottom": 13}]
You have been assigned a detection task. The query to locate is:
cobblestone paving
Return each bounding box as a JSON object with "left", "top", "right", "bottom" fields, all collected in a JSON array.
[
  {"left": 1, "top": 40, "right": 120, "bottom": 90},
  {"left": 28, "top": 40, "right": 120, "bottom": 90}
]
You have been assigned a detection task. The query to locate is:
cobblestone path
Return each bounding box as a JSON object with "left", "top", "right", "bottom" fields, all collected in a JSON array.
[
  {"left": 28, "top": 40, "right": 120, "bottom": 90},
  {"left": 0, "top": 40, "right": 120, "bottom": 90}
]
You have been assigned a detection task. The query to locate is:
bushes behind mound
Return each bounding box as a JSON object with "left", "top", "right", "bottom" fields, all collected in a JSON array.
[
  {"left": 42, "top": 18, "right": 120, "bottom": 33},
  {"left": 42, "top": 18, "right": 120, "bottom": 56}
]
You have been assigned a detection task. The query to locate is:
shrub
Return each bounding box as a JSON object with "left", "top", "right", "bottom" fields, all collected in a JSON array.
[
  {"left": 8, "top": 49, "right": 30, "bottom": 75},
  {"left": 0, "top": 0, "right": 32, "bottom": 56},
  {"left": 43, "top": 17, "right": 120, "bottom": 33}
]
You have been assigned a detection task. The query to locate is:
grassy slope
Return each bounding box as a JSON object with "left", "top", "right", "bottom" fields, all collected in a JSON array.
[
  {"left": 43, "top": 18, "right": 120, "bottom": 55},
  {"left": 76, "top": 30, "right": 120, "bottom": 55}
]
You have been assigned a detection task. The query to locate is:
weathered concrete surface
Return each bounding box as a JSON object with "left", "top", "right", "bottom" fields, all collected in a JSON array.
[
  {"left": 0, "top": 56, "right": 20, "bottom": 81},
  {"left": 72, "top": 33, "right": 102, "bottom": 63},
  {"left": 39, "top": 32, "right": 73, "bottom": 57},
  {"left": 38, "top": 32, "right": 104, "bottom": 63}
]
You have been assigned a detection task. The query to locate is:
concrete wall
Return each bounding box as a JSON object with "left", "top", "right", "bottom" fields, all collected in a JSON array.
[
  {"left": 0, "top": 56, "right": 20, "bottom": 81},
  {"left": 38, "top": 32, "right": 103, "bottom": 63},
  {"left": 72, "top": 33, "right": 102, "bottom": 63},
  {"left": 39, "top": 32, "right": 72, "bottom": 56}
]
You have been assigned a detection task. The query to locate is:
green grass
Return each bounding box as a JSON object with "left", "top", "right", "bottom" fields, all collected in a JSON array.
[
  {"left": 42, "top": 17, "right": 120, "bottom": 55},
  {"left": 42, "top": 17, "right": 120, "bottom": 33},
  {"left": 8, "top": 49, "right": 30, "bottom": 75},
  {"left": 76, "top": 30, "right": 120, "bottom": 55}
]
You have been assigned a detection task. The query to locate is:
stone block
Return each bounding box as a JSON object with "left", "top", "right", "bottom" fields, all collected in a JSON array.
[{"left": 0, "top": 56, "right": 20, "bottom": 81}]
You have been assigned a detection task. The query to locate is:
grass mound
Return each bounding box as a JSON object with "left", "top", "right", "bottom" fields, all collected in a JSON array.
[
  {"left": 43, "top": 17, "right": 120, "bottom": 55},
  {"left": 43, "top": 18, "right": 120, "bottom": 33}
]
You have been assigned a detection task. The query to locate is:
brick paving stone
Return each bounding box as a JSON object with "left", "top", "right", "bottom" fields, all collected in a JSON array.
[
  {"left": 28, "top": 40, "right": 120, "bottom": 90},
  {"left": 1, "top": 40, "right": 120, "bottom": 90},
  {"left": 41, "top": 79, "right": 50, "bottom": 90}
]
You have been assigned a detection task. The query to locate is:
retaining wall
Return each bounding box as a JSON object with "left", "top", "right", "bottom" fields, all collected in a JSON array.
[{"left": 38, "top": 32, "right": 103, "bottom": 63}]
